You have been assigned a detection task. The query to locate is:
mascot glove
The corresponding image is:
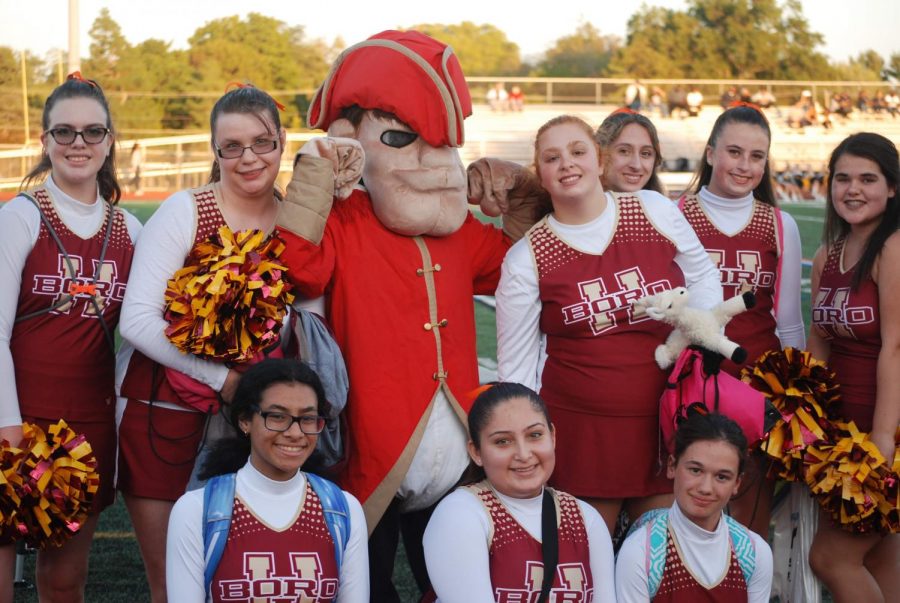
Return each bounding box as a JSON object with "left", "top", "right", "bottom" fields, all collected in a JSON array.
[
  {"left": 467, "top": 157, "right": 548, "bottom": 242},
  {"left": 297, "top": 137, "right": 365, "bottom": 200}
]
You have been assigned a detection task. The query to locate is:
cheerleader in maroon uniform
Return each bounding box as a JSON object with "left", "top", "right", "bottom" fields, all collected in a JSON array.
[
  {"left": 166, "top": 359, "right": 368, "bottom": 602},
  {"left": 496, "top": 115, "right": 721, "bottom": 534},
  {"left": 0, "top": 74, "right": 140, "bottom": 603},
  {"left": 807, "top": 132, "right": 900, "bottom": 602},
  {"left": 681, "top": 104, "right": 805, "bottom": 536},
  {"left": 615, "top": 412, "right": 773, "bottom": 602},
  {"left": 423, "top": 383, "right": 616, "bottom": 602},
  {"left": 117, "top": 85, "right": 287, "bottom": 601}
]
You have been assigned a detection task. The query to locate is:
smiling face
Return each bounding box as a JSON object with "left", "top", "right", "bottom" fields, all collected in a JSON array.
[
  {"left": 339, "top": 111, "right": 468, "bottom": 236},
  {"left": 467, "top": 396, "right": 556, "bottom": 499},
  {"left": 667, "top": 439, "right": 742, "bottom": 531},
  {"left": 705, "top": 122, "right": 770, "bottom": 199},
  {"left": 212, "top": 111, "right": 285, "bottom": 201},
  {"left": 603, "top": 122, "right": 657, "bottom": 192},
  {"left": 239, "top": 382, "right": 319, "bottom": 481},
  {"left": 41, "top": 97, "right": 113, "bottom": 200},
  {"left": 536, "top": 121, "right": 604, "bottom": 215},
  {"left": 830, "top": 153, "right": 895, "bottom": 235}
]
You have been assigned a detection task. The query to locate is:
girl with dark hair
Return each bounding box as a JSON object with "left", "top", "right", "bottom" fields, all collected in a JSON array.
[
  {"left": 117, "top": 84, "right": 290, "bottom": 601},
  {"left": 496, "top": 115, "right": 721, "bottom": 535},
  {"left": 595, "top": 109, "right": 666, "bottom": 195},
  {"left": 423, "top": 383, "right": 616, "bottom": 602},
  {"left": 166, "top": 358, "right": 368, "bottom": 601},
  {"left": 807, "top": 132, "right": 900, "bottom": 602},
  {"left": 0, "top": 73, "right": 141, "bottom": 603},
  {"left": 682, "top": 104, "right": 806, "bottom": 535},
  {"left": 616, "top": 412, "right": 774, "bottom": 602}
]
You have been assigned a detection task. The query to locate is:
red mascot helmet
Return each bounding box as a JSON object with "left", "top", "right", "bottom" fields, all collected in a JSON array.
[{"left": 307, "top": 30, "right": 473, "bottom": 148}]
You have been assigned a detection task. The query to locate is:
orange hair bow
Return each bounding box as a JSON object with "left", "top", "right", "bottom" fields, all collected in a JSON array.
[
  {"left": 225, "top": 81, "right": 286, "bottom": 111},
  {"left": 728, "top": 100, "right": 768, "bottom": 123},
  {"left": 66, "top": 71, "right": 98, "bottom": 88},
  {"left": 611, "top": 107, "right": 640, "bottom": 116}
]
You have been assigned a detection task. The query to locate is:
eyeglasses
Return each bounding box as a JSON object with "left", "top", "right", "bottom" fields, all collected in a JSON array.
[
  {"left": 251, "top": 405, "right": 325, "bottom": 434},
  {"left": 45, "top": 126, "right": 110, "bottom": 145},
  {"left": 215, "top": 139, "right": 279, "bottom": 159}
]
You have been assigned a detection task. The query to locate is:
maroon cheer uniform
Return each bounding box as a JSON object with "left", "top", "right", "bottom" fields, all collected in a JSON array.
[
  {"left": 466, "top": 482, "right": 593, "bottom": 602},
  {"left": 528, "top": 194, "right": 683, "bottom": 498},
  {"left": 811, "top": 238, "right": 880, "bottom": 431},
  {"left": 210, "top": 484, "right": 339, "bottom": 603},
  {"left": 654, "top": 529, "right": 748, "bottom": 602},
  {"left": 11, "top": 187, "right": 133, "bottom": 510},
  {"left": 680, "top": 194, "right": 780, "bottom": 376},
  {"left": 118, "top": 185, "right": 226, "bottom": 500}
]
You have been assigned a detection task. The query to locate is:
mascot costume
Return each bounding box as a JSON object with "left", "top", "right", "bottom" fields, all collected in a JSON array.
[{"left": 276, "top": 30, "right": 541, "bottom": 599}]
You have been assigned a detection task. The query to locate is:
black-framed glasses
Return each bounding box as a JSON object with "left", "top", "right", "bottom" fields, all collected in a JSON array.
[
  {"left": 215, "top": 139, "right": 279, "bottom": 159},
  {"left": 251, "top": 405, "right": 325, "bottom": 434},
  {"left": 46, "top": 126, "right": 110, "bottom": 145}
]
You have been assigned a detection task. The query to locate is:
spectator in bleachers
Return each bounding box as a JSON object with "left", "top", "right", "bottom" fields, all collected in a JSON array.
[
  {"left": 486, "top": 82, "right": 509, "bottom": 112},
  {"left": 624, "top": 79, "right": 647, "bottom": 112},
  {"left": 720, "top": 86, "right": 739, "bottom": 109},
  {"left": 751, "top": 87, "right": 777, "bottom": 110},
  {"left": 508, "top": 85, "right": 525, "bottom": 111},
  {"left": 739, "top": 86, "right": 753, "bottom": 103},
  {"left": 649, "top": 86, "right": 669, "bottom": 119},
  {"left": 872, "top": 90, "right": 887, "bottom": 114},
  {"left": 668, "top": 85, "right": 689, "bottom": 118},
  {"left": 686, "top": 87, "right": 704, "bottom": 117},
  {"left": 886, "top": 89, "right": 899, "bottom": 118},
  {"left": 856, "top": 89, "right": 871, "bottom": 113}
]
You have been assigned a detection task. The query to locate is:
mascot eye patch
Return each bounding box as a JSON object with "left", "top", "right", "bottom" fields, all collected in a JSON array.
[{"left": 380, "top": 130, "right": 418, "bottom": 148}]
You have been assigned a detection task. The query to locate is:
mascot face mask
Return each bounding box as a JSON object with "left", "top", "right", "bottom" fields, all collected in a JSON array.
[
  {"left": 308, "top": 30, "right": 473, "bottom": 237},
  {"left": 331, "top": 111, "right": 468, "bottom": 236}
]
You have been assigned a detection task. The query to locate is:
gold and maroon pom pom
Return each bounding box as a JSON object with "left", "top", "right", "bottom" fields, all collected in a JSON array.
[
  {"left": 164, "top": 227, "right": 294, "bottom": 363},
  {"left": 7, "top": 421, "right": 99, "bottom": 548},
  {"left": 804, "top": 421, "right": 894, "bottom": 534},
  {"left": 0, "top": 440, "right": 24, "bottom": 531},
  {"left": 742, "top": 348, "right": 840, "bottom": 480}
]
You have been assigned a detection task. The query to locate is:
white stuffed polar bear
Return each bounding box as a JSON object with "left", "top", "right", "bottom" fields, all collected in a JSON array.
[{"left": 634, "top": 286, "right": 755, "bottom": 369}]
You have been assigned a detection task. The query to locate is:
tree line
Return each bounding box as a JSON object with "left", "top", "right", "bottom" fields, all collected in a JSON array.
[{"left": 1, "top": 0, "right": 898, "bottom": 143}]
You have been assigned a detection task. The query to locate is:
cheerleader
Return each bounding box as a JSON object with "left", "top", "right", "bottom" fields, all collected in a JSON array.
[
  {"left": 807, "top": 132, "right": 900, "bottom": 602},
  {"left": 681, "top": 104, "right": 805, "bottom": 535},
  {"left": 0, "top": 73, "right": 140, "bottom": 603},
  {"left": 117, "top": 85, "right": 287, "bottom": 601},
  {"left": 423, "top": 382, "right": 616, "bottom": 602},
  {"left": 616, "top": 411, "right": 774, "bottom": 602}
]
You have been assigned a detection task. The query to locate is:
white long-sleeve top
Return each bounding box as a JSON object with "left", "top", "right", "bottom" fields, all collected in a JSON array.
[
  {"left": 697, "top": 186, "right": 806, "bottom": 349},
  {"left": 496, "top": 189, "right": 723, "bottom": 390},
  {"left": 118, "top": 190, "right": 230, "bottom": 394},
  {"left": 0, "top": 177, "right": 142, "bottom": 428},
  {"left": 166, "top": 461, "right": 369, "bottom": 602},
  {"left": 615, "top": 502, "right": 773, "bottom": 602},
  {"left": 423, "top": 487, "right": 617, "bottom": 603}
]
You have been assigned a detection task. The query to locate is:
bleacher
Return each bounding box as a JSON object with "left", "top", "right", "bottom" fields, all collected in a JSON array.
[{"left": 460, "top": 102, "right": 900, "bottom": 173}]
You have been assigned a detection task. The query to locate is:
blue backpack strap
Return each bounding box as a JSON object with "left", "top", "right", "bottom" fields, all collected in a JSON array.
[
  {"left": 306, "top": 472, "right": 351, "bottom": 575},
  {"left": 203, "top": 473, "right": 236, "bottom": 597},
  {"left": 723, "top": 514, "right": 757, "bottom": 585},
  {"left": 645, "top": 509, "right": 670, "bottom": 599}
]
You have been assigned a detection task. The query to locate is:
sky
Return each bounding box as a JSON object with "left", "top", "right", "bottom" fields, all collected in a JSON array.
[{"left": 1, "top": 0, "right": 897, "bottom": 66}]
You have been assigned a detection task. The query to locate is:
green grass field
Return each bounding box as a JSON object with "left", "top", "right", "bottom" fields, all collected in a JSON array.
[{"left": 14, "top": 200, "right": 827, "bottom": 602}]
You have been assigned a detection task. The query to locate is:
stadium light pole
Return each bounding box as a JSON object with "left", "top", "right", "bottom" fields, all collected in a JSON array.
[{"left": 68, "top": 0, "right": 80, "bottom": 74}]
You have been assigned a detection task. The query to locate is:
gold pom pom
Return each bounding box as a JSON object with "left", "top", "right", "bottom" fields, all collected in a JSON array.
[
  {"left": 742, "top": 348, "right": 840, "bottom": 481},
  {"left": 164, "top": 226, "right": 295, "bottom": 363},
  {"left": 6, "top": 421, "right": 99, "bottom": 548}
]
